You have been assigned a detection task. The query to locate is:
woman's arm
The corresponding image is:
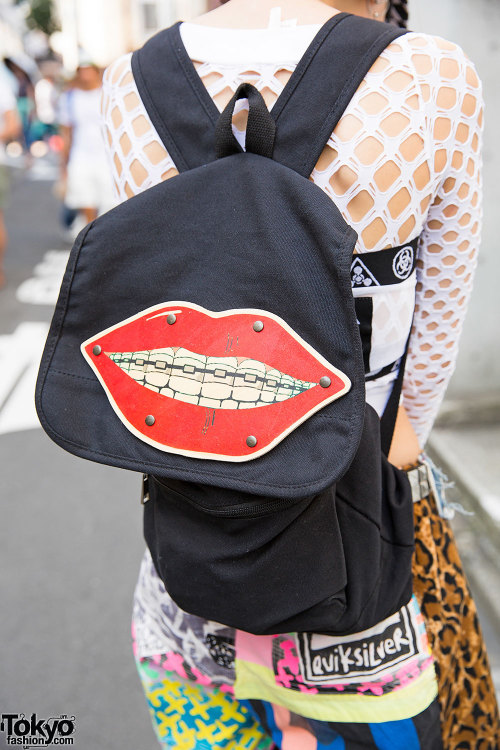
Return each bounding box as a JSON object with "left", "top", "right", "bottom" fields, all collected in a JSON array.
[
  {"left": 402, "top": 38, "right": 484, "bottom": 449},
  {"left": 388, "top": 405, "right": 421, "bottom": 467}
]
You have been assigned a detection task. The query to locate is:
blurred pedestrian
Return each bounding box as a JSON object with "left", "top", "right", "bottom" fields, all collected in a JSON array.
[
  {"left": 99, "top": 0, "right": 498, "bottom": 747},
  {"left": 0, "top": 67, "right": 21, "bottom": 287},
  {"left": 3, "top": 56, "right": 37, "bottom": 159},
  {"left": 58, "top": 57, "right": 114, "bottom": 228},
  {"left": 34, "top": 67, "right": 59, "bottom": 140}
]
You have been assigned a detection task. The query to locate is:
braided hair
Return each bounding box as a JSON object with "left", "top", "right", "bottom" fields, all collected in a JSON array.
[{"left": 386, "top": 0, "right": 409, "bottom": 28}]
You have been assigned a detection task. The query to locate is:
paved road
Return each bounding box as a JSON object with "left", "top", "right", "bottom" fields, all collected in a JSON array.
[
  {"left": 1, "top": 159, "right": 498, "bottom": 749},
  {"left": 0, "top": 161, "right": 157, "bottom": 749}
]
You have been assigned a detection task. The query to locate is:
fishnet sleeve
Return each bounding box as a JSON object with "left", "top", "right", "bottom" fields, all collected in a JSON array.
[
  {"left": 101, "top": 54, "right": 178, "bottom": 204},
  {"left": 402, "top": 40, "right": 484, "bottom": 445}
]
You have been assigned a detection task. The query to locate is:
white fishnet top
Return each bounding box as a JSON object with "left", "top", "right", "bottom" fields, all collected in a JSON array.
[{"left": 101, "top": 22, "right": 483, "bottom": 447}]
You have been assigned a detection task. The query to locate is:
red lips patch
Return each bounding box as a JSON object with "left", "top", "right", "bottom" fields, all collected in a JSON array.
[{"left": 81, "top": 302, "right": 351, "bottom": 461}]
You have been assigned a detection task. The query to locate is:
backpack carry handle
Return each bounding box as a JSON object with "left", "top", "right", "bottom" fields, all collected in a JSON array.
[{"left": 215, "top": 83, "right": 276, "bottom": 160}]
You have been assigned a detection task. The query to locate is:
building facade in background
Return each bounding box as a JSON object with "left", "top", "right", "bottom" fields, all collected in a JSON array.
[
  {"left": 0, "top": 0, "right": 25, "bottom": 57},
  {"left": 53, "top": 0, "right": 209, "bottom": 71}
]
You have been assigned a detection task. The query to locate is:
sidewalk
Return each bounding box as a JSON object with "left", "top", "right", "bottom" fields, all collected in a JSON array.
[{"left": 427, "top": 396, "right": 500, "bottom": 696}]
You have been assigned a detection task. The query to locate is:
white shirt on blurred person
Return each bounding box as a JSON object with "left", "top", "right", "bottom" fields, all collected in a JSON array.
[{"left": 58, "top": 62, "right": 115, "bottom": 222}]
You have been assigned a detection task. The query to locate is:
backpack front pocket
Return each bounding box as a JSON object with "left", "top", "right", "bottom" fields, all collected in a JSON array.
[{"left": 144, "top": 477, "right": 348, "bottom": 635}]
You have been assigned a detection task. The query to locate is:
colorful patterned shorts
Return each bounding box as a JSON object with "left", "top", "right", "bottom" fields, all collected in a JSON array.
[
  {"left": 136, "top": 659, "right": 442, "bottom": 749},
  {"left": 135, "top": 491, "right": 499, "bottom": 749}
]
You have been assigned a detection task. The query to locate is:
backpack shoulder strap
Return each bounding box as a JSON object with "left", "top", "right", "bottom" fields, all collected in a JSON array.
[
  {"left": 131, "top": 22, "right": 216, "bottom": 172},
  {"left": 271, "top": 15, "right": 406, "bottom": 177},
  {"left": 131, "top": 14, "right": 406, "bottom": 175}
]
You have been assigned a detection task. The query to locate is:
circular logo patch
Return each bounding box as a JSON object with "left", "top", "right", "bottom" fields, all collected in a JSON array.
[{"left": 392, "top": 246, "right": 414, "bottom": 280}]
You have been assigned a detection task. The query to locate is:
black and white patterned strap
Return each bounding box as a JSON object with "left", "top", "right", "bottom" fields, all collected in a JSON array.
[{"left": 351, "top": 237, "right": 418, "bottom": 289}]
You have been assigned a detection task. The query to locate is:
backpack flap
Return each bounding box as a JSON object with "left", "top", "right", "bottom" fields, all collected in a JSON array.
[
  {"left": 36, "top": 14, "right": 407, "bottom": 499},
  {"left": 36, "top": 149, "right": 364, "bottom": 498}
]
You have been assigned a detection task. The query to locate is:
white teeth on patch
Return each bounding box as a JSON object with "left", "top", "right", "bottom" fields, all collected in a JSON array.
[{"left": 106, "top": 347, "right": 316, "bottom": 409}]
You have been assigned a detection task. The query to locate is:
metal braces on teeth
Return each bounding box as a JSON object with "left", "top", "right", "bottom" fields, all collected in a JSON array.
[{"left": 107, "top": 346, "right": 317, "bottom": 410}]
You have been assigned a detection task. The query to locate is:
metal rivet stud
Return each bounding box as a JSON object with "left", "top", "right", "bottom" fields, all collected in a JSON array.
[
  {"left": 145, "top": 415, "right": 155, "bottom": 426},
  {"left": 167, "top": 313, "right": 176, "bottom": 325},
  {"left": 319, "top": 376, "right": 331, "bottom": 388},
  {"left": 246, "top": 435, "right": 258, "bottom": 448},
  {"left": 253, "top": 321, "right": 264, "bottom": 332},
  {"left": 93, "top": 345, "right": 102, "bottom": 356}
]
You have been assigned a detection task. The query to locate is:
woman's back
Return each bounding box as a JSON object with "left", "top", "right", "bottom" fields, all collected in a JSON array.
[{"left": 102, "top": 10, "right": 483, "bottom": 448}]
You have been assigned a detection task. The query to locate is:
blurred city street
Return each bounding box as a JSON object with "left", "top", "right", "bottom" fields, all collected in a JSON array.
[
  {"left": 0, "top": 153, "right": 499, "bottom": 749},
  {"left": 0, "top": 158, "right": 158, "bottom": 748}
]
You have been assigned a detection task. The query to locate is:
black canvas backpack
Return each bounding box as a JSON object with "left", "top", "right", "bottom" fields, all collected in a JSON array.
[{"left": 36, "top": 13, "right": 416, "bottom": 636}]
